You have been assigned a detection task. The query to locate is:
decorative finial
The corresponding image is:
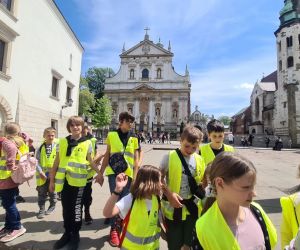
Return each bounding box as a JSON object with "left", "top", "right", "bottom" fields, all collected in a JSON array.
[
  {"left": 157, "top": 37, "right": 163, "bottom": 47},
  {"left": 185, "top": 64, "right": 189, "bottom": 76},
  {"left": 144, "top": 27, "right": 150, "bottom": 40},
  {"left": 195, "top": 105, "right": 198, "bottom": 111},
  {"left": 122, "top": 42, "right": 125, "bottom": 53},
  {"left": 168, "top": 40, "right": 171, "bottom": 51}
]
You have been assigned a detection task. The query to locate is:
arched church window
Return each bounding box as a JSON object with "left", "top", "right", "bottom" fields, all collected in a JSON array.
[
  {"left": 255, "top": 97, "right": 259, "bottom": 118},
  {"left": 130, "top": 69, "right": 134, "bottom": 79},
  {"left": 279, "top": 60, "right": 282, "bottom": 71},
  {"left": 287, "top": 56, "right": 294, "bottom": 68},
  {"left": 142, "top": 68, "right": 149, "bottom": 79},
  {"left": 287, "top": 36, "right": 293, "bottom": 47},
  {"left": 157, "top": 68, "right": 162, "bottom": 79}
]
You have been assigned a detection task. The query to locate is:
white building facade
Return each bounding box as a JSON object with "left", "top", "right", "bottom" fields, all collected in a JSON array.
[
  {"left": 105, "top": 32, "right": 191, "bottom": 138},
  {"left": 275, "top": 0, "right": 300, "bottom": 146},
  {"left": 0, "top": 0, "right": 83, "bottom": 142}
]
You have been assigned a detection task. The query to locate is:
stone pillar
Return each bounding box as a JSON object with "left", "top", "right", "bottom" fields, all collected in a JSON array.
[
  {"left": 134, "top": 99, "right": 139, "bottom": 117},
  {"left": 149, "top": 98, "right": 153, "bottom": 130}
]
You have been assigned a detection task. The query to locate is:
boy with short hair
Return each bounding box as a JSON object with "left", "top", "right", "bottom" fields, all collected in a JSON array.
[
  {"left": 49, "top": 116, "right": 101, "bottom": 250},
  {"left": 36, "top": 127, "right": 58, "bottom": 219},
  {"left": 96, "top": 111, "right": 140, "bottom": 247},
  {"left": 160, "top": 125, "right": 205, "bottom": 250},
  {"left": 199, "top": 119, "right": 234, "bottom": 166}
]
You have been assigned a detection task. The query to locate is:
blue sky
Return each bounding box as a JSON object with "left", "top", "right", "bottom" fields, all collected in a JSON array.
[{"left": 56, "top": 0, "right": 283, "bottom": 118}]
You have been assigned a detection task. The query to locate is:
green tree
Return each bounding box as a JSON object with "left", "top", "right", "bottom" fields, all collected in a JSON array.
[
  {"left": 92, "top": 95, "right": 112, "bottom": 128},
  {"left": 85, "top": 67, "right": 114, "bottom": 99},
  {"left": 78, "top": 77, "right": 95, "bottom": 116},
  {"left": 218, "top": 115, "right": 231, "bottom": 126}
]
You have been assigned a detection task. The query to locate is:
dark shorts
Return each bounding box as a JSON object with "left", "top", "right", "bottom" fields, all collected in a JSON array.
[{"left": 165, "top": 215, "right": 197, "bottom": 250}]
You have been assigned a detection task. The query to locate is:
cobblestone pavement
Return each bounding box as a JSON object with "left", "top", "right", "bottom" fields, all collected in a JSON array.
[{"left": 0, "top": 142, "right": 299, "bottom": 249}]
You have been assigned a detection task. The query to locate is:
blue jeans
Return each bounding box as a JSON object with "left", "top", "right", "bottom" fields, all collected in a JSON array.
[
  {"left": 0, "top": 187, "right": 21, "bottom": 230},
  {"left": 108, "top": 174, "right": 132, "bottom": 229}
]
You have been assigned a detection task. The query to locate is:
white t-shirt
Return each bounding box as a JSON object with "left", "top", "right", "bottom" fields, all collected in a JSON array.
[
  {"left": 116, "top": 193, "right": 153, "bottom": 219},
  {"left": 160, "top": 153, "right": 196, "bottom": 199}
]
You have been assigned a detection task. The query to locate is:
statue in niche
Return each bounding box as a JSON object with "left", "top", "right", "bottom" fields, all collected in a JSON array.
[{"left": 154, "top": 115, "right": 157, "bottom": 124}]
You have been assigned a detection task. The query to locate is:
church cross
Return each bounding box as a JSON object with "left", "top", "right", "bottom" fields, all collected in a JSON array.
[{"left": 144, "top": 27, "right": 150, "bottom": 35}]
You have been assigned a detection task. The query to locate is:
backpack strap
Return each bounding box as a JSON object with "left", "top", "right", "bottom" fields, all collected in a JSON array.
[{"left": 119, "top": 197, "right": 135, "bottom": 247}]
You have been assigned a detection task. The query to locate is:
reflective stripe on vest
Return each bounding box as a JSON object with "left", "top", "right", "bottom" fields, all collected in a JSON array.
[
  {"left": 200, "top": 143, "right": 234, "bottom": 166},
  {"left": 55, "top": 138, "right": 90, "bottom": 192},
  {"left": 36, "top": 143, "right": 57, "bottom": 186},
  {"left": 196, "top": 201, "right": 277, "bottom": 250},
  {"left": 105, "top": 131, "right": 138, "bottom": 178},
  {"left": 121, "top": 195, "right": 160, "bottom": 250},
  {"left": 161, "top": 150, "right": 205, "bottom": 221}
]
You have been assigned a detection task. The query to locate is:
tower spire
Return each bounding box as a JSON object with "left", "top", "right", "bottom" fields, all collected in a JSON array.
[
  {"left": 122, "top": 42, "right": 125, "bottom": 53},
  {"left": 168, "top": 40, "right": 171, "bottom": 51},
  {"left": 185, "top": 64, "right": 189, "bottom": 76}
]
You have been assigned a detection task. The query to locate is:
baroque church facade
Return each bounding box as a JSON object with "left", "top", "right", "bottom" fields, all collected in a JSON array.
[{"left": 104, "top": 31, "right": 191, "bottom": 138}]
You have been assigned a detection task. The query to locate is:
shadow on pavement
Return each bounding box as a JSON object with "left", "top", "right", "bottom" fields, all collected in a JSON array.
[{"left": 255, "top": 198, "right": 282, "bottom": 214}]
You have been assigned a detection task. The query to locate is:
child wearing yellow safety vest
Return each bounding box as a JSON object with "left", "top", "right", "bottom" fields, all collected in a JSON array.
[
  {"left": 160, "top": 125, "right": 205, "bottom": 250},
  {"left": 35, "top": 127, "right": 58, "bottom": 219},
  {"left": 193, "top": 152, "right": 277, "bottom": 250},
  {"left": 103, "top": 165, "right": 162, "bottom": 250},
  {"left": 49, "top": 116, "right": 101, "bottom": 250},
  {"left": 96, "top": 111, "right": 140, "bottom": 247},
  {"left": 199, "top": 119, "right": 234, "bottom": 167},
  {"left": 280, "top": 164, "right": 300, "bottom": 249},
  {"left": 0, "top": 123, "right": 27, "bottom": 243}
]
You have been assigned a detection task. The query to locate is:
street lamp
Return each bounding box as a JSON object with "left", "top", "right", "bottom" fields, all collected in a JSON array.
[{"left": 61, "top": 98, "right": 73, "bottom": 110}]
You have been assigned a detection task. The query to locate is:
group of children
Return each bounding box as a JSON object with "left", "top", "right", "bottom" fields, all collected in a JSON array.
[{"left": 0, "top": 113, "right": 299, "bottom": 250}]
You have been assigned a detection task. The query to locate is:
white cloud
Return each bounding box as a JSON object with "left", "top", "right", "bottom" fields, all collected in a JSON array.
[{"left": 235, "top": 83, "right": 255, "bottom": 89}]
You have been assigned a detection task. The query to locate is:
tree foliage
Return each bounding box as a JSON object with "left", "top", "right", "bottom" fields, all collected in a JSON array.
[
  {"left": 78, "top": 77, "right": 95, "bottom": 116},
  {"left": 92, "top": 95, "right": 112, "bottom": 128},
  {"left": 85, "top": 67, "right": 114, "bottom": 99},
  {"left": 218, "top": 115, "right": 232, "bottom": 126}
]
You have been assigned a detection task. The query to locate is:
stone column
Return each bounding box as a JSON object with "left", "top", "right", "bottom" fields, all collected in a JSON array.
[{"left": 149, "top": 98, "right": 153, "bottom": 130}]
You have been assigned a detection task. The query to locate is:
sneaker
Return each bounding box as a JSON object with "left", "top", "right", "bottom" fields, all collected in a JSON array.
[
  {"left": 16, "top": 195, "right": 25, "bottom": 203},
  {"left": 45, "top": 205, "right": 56, "bottom": 215},
  {"left": 67, "top": 232, "right": 80, "bottom": 250},
  {"left": 37, "top": 210, "right": 45, "bottom": 219},
  {"left": 109, "top": 229, "right": 120, "bottom": 247},
  {"left": 53, "top": 232, "right": 71, "bottom": 250},
  {"left": 0, "top": 227, "right": 26, "bottom": 242},
  {"left": 84, "top": 211, "right": 93, "bottom": 225},
  {"left": 0, "top": 227, "right": 10, "bottom": 239}
]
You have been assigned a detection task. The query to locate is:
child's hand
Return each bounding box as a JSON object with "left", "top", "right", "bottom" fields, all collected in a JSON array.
[
  {"left": 95, "top": 173, "right": 104, "bottom": 186},
  {"left": 169, "top": 192, "right": 183, "bottom": 208},
  {"left": 40, "top": 172, "right": 47, "bottom": 180},
  {"left": 115, "top": 173, "right": 128, "bottom": 192}
]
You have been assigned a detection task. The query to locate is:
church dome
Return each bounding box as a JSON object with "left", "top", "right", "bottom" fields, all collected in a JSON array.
[{"left": 279, "top": 0, "right": 299, "bottom": 26}]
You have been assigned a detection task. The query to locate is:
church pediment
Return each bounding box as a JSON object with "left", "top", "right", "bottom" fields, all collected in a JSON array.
[
  {"left": 133, "top": 83, "right": 156, "bottom": 91},
  {"left": 121, "top": 39, "right": 173, "bottom": 57}
]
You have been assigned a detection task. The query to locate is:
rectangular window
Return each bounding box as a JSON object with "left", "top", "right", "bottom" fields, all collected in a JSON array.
[
  {"left": 51, "top": 76, "right": 59, "bottom": 97},
  {"left": 0, "top": 40, "right": 5, "bottom": 72},
  {"left": 66, "top": 86, "right": 72, "bottom": 102},
  {"left": 0, "top": 0, "right": 11, "bottom": 11},
  {"left": 51, "top": 119, "right": 58, "bottom": 137},
  {"left": 287, "top": 36, "right": 293, "bottom": 47},
  {"left": 278, "top": 41, "right": 281, "bottom": 52}
]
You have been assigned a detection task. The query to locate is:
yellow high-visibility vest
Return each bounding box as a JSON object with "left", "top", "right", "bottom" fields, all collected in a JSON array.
[
  {"left": 200, "top": 143, "right": 234, "bottom": 166},
  {"left": 196, "top": 201, "right": 277, "bottom": 250},
  {"left": 280, "top": 193, "right": 300, "bottom": 249},
  {"left": 161, "top": 150, "right": 205, "bottom": 221},
  {"left": 87, "top": 137, "right": 97, "bottom": 179},
  {"left": 105, "top": 131, "right": 138, "bottom": 178},
  {"left": 36, "top": 143, "right": 57, "bottom": 186},
  {"left": 55, "top": 138, "right": 90, "bottom": 192},
  {"left": 121, "top": 195, "right": 160, "bottom": 250},
  {"left": 0, "top": 141, "right": 28, "bottom": 180}
]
